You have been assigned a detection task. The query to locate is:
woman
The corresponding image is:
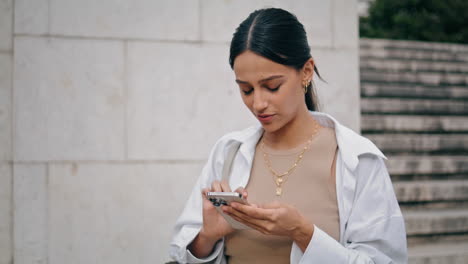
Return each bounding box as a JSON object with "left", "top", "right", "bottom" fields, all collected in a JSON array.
[{"left": 169, "top": 7, "right": 407, "bottom": 264}]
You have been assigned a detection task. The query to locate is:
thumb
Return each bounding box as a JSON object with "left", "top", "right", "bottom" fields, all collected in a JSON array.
[
  {"left": 201, "top": 188, "right": 210, "bottom": 198},
  {"left": 234, "top": 187, "right": 248, "bottom": 199}
]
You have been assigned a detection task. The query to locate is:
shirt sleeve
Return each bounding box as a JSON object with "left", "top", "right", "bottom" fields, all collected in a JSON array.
[
  {"left": 290, "top": 155, "right": 408, "bottom": 264},
  {"left": 186, "top": 237, "right": 225, "bottom": 263},
  {"left": 168, "top": 137, "right": 227, "bottom": 263}
]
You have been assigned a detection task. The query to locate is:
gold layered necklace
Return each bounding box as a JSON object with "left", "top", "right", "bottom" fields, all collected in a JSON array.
[{"left": 260, "top": 121, "right": 320, "bottom": 196}]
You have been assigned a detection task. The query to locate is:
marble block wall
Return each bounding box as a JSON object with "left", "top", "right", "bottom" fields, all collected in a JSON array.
[
  {"left": 0, "top": 0, "right": 13, "bottom": 263},
  {"left": 0, "top": 0, "right": 359, "bottom": 263}
]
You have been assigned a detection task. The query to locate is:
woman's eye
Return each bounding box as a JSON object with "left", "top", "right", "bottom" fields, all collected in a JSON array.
[
  {"left": 241, "top": 85, "right": 279, "bottom": 95},
  {"left": 242, "top": 88, "right": 253, "bottom": 95},
  {"left": 268, "top": 85, "right": 280, "bottom": 92}
]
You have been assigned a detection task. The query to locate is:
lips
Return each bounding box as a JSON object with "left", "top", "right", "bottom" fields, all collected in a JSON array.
[{"left": 257, "top": 114, "right": 275, "bottom": 122}]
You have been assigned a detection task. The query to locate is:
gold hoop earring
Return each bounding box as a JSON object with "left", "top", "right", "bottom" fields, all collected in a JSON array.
[{"left": 303, "top": 81, "right": 309, "bottom": 94}]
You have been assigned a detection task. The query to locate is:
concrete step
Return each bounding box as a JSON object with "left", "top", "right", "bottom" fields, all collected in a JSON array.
[
  {"left": 361, "top": 71, "right": 468, "bottom": 86},
  {"left": 394, "top": 180, "right": 468, "bottom": 202},
  {"left": 362, "top": 115, "right": 468, "bottom": 133},
  {"left": 365, "top": 134, "right": 468, "bottom": 154},
  {"left": 407, "top": 233, "right": 468, "bottom": 247},
  {"left": 385, "top": 155, "right": 468, "bottom": 176},
  {"left": 361, "top": 98, "right": 468, "bottom": 115},
  {"left": 361, "top": 38, "right": 468, "bottom": 54},
  {"left": 360, "top": 47, "right": 468, "bottom": 62},
  {"left": 361, "top": 82, "right": 468, "bottom": 99},
  {"left": 408, "top": 241, "right": 468, "bottom": 264},
  {"left": 403, "top": 207, "right": 468, "bottom": 236},
  {"left": 360, "top": 57, "right": 468, "bottom": 74},
  {"left": 400, "top": 201, "right": 468, "bottom": 212}
]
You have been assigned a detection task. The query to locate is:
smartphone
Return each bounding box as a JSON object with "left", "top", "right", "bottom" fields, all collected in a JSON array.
[
  {"left": 206, "top": 192, "right": 251, "bottom": 229},
  {"left": 207, "top": 192, "right": 248, "bottom": 206}
]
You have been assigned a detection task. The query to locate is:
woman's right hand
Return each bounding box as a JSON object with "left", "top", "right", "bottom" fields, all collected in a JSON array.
[
  {"left": 199, "top": 180, "right": 237, "bottom": 241},
  {"left": 188, "top": 181, "right": 247, "bottom": 258}
]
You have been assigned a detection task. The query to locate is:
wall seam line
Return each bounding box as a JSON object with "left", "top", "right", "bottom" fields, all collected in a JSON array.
[
  {"left": 198, "top": 0, "right": 202, "bottom": 41},
  {"left": 47, "top": 0, "right": 51, "bottom": 35},
  {"left": 12, "top": 160, "right": 206, "bottom": 164},
  {"left": 124, "top": 40, "right": 128, "bottom": 160},
  {"left": 10, "top": 162, "right": 14, "bottom": 264},
  {"left": 13, "top": 33, "right": 205, "bottom": 43},
  {"left": 45, "top": 163, "right": 50, "bottom": 264},
  {"left": 10, "top": 0, "right": 15, "bottom": 162},
  {"left": 11, "top": 33, "right": 333, "bottom": 50},
  {"left": 8, "top": 161, "right": 13, "bottom": 264},
  {"left": 331, "top": 0, "right": 335, "bottom": 48},
  {"left": 10, "top": 0, "right": 15, "bottom": 261}
]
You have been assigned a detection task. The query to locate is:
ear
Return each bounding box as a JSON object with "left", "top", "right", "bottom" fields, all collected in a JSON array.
[{"left": 301, "top": 58, "right": 315, "bottom": 83}]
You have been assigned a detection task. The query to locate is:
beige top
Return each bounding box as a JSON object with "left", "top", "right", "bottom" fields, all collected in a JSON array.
[{"left": 224, "top": 126, "right": 340, "bottom": 264}]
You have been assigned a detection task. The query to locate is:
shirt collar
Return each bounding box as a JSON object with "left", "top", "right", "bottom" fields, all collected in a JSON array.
[{"left": 228, "top": 111, "right": 386, "bottom": 171}]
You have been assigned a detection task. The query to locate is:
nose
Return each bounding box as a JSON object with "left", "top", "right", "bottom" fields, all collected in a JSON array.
[{"left": 252, "top": 89, "right": 268, "bottom": 113}]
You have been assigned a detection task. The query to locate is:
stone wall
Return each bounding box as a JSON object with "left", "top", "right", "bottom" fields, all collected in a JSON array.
[
  {"left": 0, "top": 1, "right": 359, "bottom": 263},
  {"left": 0, "top": 0, "right": 13, "bottom": 263}
]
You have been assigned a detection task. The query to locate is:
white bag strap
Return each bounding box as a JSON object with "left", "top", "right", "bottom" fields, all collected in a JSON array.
[{"left": 221, "top": 142, "right": 242, "bottom": 182}]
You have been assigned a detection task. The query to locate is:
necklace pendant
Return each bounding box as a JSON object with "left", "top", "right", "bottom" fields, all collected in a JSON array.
[
  {"left": 276, "top": 177, "right": 283, "bottom": 186},
  {"left": 276, "top": 187, "right": 282, "bottom": 196}
]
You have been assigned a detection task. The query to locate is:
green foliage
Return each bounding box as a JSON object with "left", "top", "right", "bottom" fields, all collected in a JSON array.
[{"left": 360, "top": 0, "right": 468, "bottom": 44}]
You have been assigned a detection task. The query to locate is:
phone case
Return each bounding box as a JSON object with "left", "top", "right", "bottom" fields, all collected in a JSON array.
[{"left": 207, "top": 192, "right": 251, "bottom": 230}]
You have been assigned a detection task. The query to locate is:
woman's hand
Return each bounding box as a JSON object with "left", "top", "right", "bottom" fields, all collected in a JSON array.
[
  {"left": 199, "top": 180, "right": 236, "bottom": 241},
  {"left": 188, "top": 180, "right": 247, "bottom": 258},
  {"left": 223, "top": 199, "right": 314, "bottom": 252}
]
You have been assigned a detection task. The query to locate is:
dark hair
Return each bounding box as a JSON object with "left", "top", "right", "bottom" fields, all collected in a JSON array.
[{"left": 229, "top": 7, "right": 322, "bottom": 111}]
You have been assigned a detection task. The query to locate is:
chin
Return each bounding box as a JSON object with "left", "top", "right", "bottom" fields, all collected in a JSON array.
[
  {"left": 260, "top": 122, "right": 281, "bottom": 133},
  {"left": 260, "top": 115, "right": 295, "bottom": 135}
]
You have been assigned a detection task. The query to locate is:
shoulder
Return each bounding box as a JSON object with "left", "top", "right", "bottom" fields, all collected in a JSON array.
[
  {"left": 218, "top": 125, "right": 259, "bottom": 142},
  {"left": 318, "top": 113, "right": 386, "bottom": 171},
  {"left": 312, "top": 112, "right": 384, "bottom": 156},
  {"left": 206, "top": 124, "right": 261, "bottom": 162},
  {"left": 213, "top": 125, "right": 260, "bottom": 150},
  {"left": 336, "top": 121, "right": 384, "bottom": 155}
]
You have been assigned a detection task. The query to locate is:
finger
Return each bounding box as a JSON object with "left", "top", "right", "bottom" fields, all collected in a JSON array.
[
  {"left": 230, "top": 203, "right": 274, "bottom": 221},
  {"left": 223, "top": 206, "right": 252, "bottom": 223},
  {"left": 211, "top": 180, "right": 222, "bottom": 192},
  {"left": 228, "top": 211, "right": 269, "bottom": 233},
  {"left": 201, "top": 188, "right": 216, "bottom": 210},
  {"left": 224, "top": 207, "right": 270, "bottom": 233},
  {"left": 201, "top": 188, "right": 215, "bottom": 204},
  {"left": 201, "top": 187, "right": 210, "bottom": 197},
  {"left": 234, "top": 187, "right": 248, "bottom": 199},
  {"left": 220, "top": 180, "right": 231, "bottom": 192}
]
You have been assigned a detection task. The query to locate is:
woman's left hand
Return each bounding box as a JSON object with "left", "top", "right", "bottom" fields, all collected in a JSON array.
[{"left": 223, "top": 198, "right": 315, "bottom": 251}]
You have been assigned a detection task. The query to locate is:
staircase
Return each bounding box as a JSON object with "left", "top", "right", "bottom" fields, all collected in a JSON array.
[{"left": 360, "top": 38, "right": 468, "bottom": 264}]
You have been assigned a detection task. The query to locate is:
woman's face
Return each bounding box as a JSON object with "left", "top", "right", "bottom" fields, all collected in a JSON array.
[{"left": 233, "top": 50, "right": 310, "bottom": 133}]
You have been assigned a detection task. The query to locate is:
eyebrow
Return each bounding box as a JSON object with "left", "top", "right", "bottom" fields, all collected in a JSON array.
[{"left": 235, "top": 75, "right": 284, "bottom": 84}]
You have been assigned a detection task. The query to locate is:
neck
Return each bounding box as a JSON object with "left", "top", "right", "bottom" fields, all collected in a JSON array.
[{"left": 262, "top": 109, "right": 318, "bottom": 150}]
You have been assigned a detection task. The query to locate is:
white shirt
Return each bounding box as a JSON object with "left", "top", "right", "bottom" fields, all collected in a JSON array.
[{"left": 169, "top": 111, "right": 408, "bottom": 263}]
